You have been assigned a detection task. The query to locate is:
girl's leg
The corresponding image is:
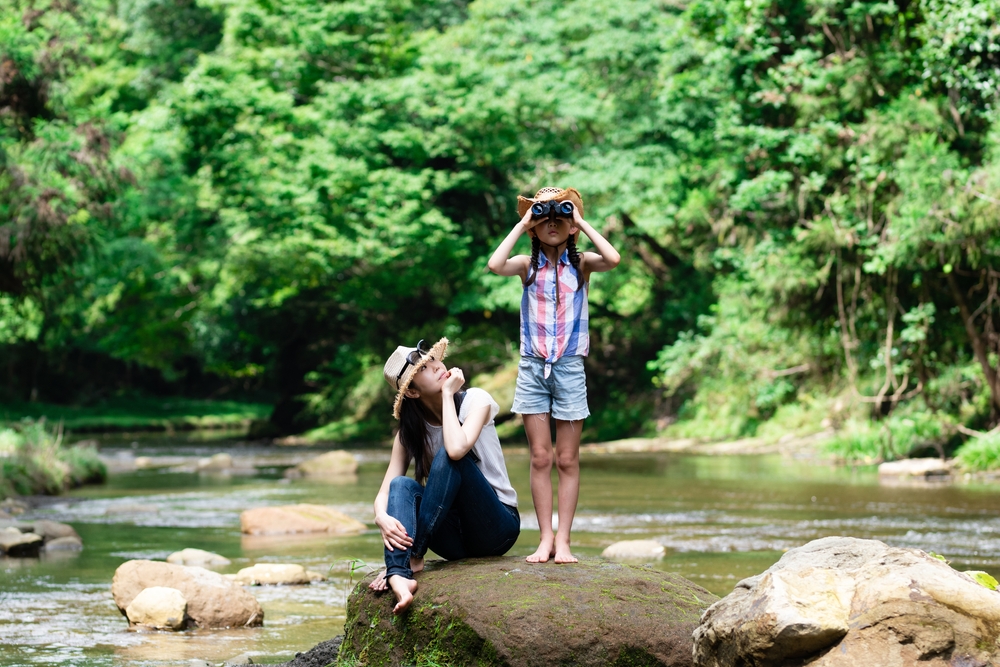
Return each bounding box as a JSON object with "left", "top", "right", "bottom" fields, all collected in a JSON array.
[
  {"left": 524, "top": 412, "right": 555, "bottom": 563},
  {"left": 553, "top": 418, "right": 582, "bottom": 563}
]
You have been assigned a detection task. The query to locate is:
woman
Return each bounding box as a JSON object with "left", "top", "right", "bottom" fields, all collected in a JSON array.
[{"left": 372, "top": 337, "right": 521, "bottom": 613}]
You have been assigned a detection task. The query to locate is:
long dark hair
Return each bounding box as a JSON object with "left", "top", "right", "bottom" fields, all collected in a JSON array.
[
  {"left": 398, "top": 397, "right": 435, "bottom": 483},
  {"left": 523, "top": 234, "right": 583, "bottom": 290}
]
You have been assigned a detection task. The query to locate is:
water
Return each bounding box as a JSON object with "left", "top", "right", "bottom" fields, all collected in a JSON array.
[{"left": 2, "top": 434, "right": 1000, "bottom": 666}]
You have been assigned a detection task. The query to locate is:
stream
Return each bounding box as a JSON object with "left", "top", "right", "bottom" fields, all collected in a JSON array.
[{"left": 2, "top": 431, "right": 999, "bottom": 666}]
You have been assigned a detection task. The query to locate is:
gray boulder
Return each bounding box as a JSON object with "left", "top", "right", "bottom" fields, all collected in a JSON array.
[
  {"left": 44, "top": 536, "right": 84, "bottom": 551},
  {"left": 341, "top": 556, "right": 717, "bottom": 666},
  {"left": 692, "top": 536, "right": 1000, "bottom": 667}
]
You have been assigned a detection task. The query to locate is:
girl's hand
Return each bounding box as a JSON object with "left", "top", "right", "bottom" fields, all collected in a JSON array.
[
  {"left": 443, "top": 367, "right": 465, "bottom": 395},
  {"left": 519, "top": 208, "right": 538, "bottom": 232},
  {"left": 375, "top": 511, "right": 413, "bottom": 551}
]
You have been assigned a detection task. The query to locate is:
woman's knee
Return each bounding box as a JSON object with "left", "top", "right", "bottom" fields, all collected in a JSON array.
[{"left": 389, "top": 475, "right": 421, "bottom": 496}]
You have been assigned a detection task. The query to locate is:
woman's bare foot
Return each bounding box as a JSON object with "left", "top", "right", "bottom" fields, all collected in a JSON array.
[
  {"left": 553, "top": 540, "right": 578, "bottom": 564},
  {"left": 410, "top": 554, "right": 425, "bottom": 574},
  {"left": 369, "top": 569, "right": 388, "bottom": 592},
  {"left": 388, "top": 575, "right": 418, "bottom": 614},
  {"left": 526, "top": 536, "right": 555, "bottom": 563}
]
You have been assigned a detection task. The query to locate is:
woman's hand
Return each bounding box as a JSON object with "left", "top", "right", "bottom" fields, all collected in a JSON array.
[
  {"left": 375, "top": 511, "right": 413, "bottom": 552},
  {"left": 442, "top": 367, "right": 465, "bottom": 396}
]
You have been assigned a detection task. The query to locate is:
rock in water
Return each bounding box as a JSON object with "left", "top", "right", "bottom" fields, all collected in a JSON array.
[
  {"left": 692, "top": 536, "right": 1000, "bottom": 667},
  {"left": 239, "top": 504, "right": 366, "bottom": 535},
  {"left": 602, "top": 539, "right": 667, "bottom": 560},
  {"left": 0, "top": 527, "right": 43, "bottom": 557},
  {"left": 166, "top": 548, "right": 231, "bottom": 566},
  {"left": 229, "top": 563, "right": 325, "bottom": 585},
  {"left": 284, "top": 450, "right": 358, "bottom": 479},
  {"left": 341, "top": 556, "right": 717, "bottom": 667},
  {"left": 125, "top": 586, "right": 188, "bottom": 630},
  {"left": 112, "top": 560, "right": 263, "bottom": 628}
]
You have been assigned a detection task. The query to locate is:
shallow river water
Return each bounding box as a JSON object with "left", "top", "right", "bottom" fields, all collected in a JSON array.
[{"left": 2, "top": 433, "right": 1000, "bottom": 666}]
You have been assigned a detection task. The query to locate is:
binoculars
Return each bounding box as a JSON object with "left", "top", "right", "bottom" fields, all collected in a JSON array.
[{"left": 531, "top": 201, "right": 574, "bottom": 219}]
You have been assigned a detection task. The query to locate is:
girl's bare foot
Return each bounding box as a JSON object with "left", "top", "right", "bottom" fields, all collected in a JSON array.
[
  {"left": 526, "top": 537, "right": 555, "bottom": 563},
  {"left": 410, "top": 554, "right": 425, "bottom": 574},
  {"left": 388, "top": 575, "right": 418, "bottom": 614},
  {"left": 554, "top": 541, "right": 578, "bottom": 564},
  {"left": 369, "top": 569, "right": 388, "bottom": 592}
]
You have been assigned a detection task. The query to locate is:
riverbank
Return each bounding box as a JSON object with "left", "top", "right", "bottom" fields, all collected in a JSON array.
[
  {"left": 0, "top": 421, "right": 106, "bottom": 497},
  {"left": 0, "top": 399, "right": 271, "bottom": 433}
]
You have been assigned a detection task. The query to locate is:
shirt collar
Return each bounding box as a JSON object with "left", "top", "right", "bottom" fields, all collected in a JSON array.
[{"left": 538, "top": 249, "right": 570, "bottom": 268}]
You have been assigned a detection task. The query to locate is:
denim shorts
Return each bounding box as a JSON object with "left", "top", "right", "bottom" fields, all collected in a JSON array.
[{"left": 512, "top": 355, "right": 590, "bottom": 421}]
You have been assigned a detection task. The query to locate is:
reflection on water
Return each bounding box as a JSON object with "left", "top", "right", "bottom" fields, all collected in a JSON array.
[{"left": 2, "top": 433, "right": 1000, "bottom": 666}]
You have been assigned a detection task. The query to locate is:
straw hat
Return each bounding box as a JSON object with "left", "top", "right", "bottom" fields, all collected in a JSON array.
[
  {"left": 516, "top": 187, "right": 585, "bottom": 223},
  {"left": 382, "top": 337, "right": 449, "bottom": 419}
]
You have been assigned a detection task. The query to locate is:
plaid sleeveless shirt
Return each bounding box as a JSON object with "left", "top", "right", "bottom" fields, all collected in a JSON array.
[{"left": 520, "top": 250, "right": 590, "bottom": 378}]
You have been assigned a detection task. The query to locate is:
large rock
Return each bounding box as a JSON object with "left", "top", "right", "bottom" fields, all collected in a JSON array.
[
  {"left": 112, "top": 560, "right": 263, "bottom": 628},
  {"left": 284, "top": 450, "right": 358, "bottom": 479},
  {"left": 693, "top": 536, "right": 1000, "bottom": 667},
  {"left": 240, "top": 504, "right": 367, "bottom": 535},
  {"left": 0, "top": 527, "right": 43, "bottom": 557},
  {"left": 125, "top": 586, "right": 188, "bottom": 630},
  {"left": 228, "top": 563, "right": 325, "bottom": 585},
  {"left": 166, "top": 548, "right": 231, "bottom": 566},
  {"left": 341, "top": 557, "right": 717, "bottom": 667}
]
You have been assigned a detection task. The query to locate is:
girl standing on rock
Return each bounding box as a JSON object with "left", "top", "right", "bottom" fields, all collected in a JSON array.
[
  {"left": 371, "top": 338, "right": 520, "bottom": 613},
  {"left": 487, "top": 187, "right": 620, "bottom": 564}
]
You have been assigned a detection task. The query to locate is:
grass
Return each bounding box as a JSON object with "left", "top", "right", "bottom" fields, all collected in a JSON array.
[
  {"left": 825, "top": 412, "right": 950, "bottom": 464},
  {"left": 0, "top": 420, "right": 107, "bottom": 497},
  {"left": 0, "top": 397, "right": 272, "bottom": 432},
  {"left": 954, "top": 432, "right": 1000, "bottom": 472}
]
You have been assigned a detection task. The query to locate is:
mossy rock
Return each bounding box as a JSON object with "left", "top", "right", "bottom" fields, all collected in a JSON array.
[{"left": 339, "top": 556, "right": 718, "bottom": 667}]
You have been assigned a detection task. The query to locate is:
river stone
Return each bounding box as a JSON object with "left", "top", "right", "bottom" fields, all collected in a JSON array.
[
  {"left": 125, "top": 586, "right": 189, "bottom": 630},
  {"left": 31, "top": 519, "right": 81, "bottom": 542},
  {"left": 692, "top": 536, "right": 1000, "bottom": 667},
  {"left": 0, "top": 527, "right": 43, "bottom": 556},
  {"left": 284, "top": 450, "right": 358, "bottom": 479},
  {"left": 166, "top": 548, "right": 231, "bottom": 566},
  {"left": 198, "top": 453, "right": 233, "bottom": 471},
  {"left": 341, "top": 556, "right": 717, "bottom": 667},
  {"left": 878, "top": 458, "right": 952, "bottom": 483},
  {"left": 602, "top": 539, "right": 667, "bottom": 560},
  {"left": 240, "top": 504, "right": 367, "bottom": 535},
  {"left": 112, "top": 559, "right": 263, "bottom": 628},
  {"left": 229, "top": 563, "right": 325, "bottom": 585},
  {"left": 44, "top": 536, "right": 84, "bottom": 551}
]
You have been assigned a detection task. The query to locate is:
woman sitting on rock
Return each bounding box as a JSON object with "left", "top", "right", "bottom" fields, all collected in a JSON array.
[{"left": 371, "top": 337, "right": 520, "bottom": 613}]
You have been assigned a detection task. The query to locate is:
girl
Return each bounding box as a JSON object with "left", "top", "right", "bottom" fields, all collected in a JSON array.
[
  {"left": 487, "top": 187, "right": 620, "bottom": 563},
  {"left": 371, "top": 337, "right": 520, "bottom": 613}
]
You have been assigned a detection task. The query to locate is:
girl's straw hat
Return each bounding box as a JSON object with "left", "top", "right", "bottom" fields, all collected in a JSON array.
[
  {"left": 516, "top": 187, "right": 585, "bottom": 220},
  {"left": 382, "top": 337, "right": 449, "bottom": 419}
]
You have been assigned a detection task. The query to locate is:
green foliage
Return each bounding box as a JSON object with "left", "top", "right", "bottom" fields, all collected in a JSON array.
[
  {"left": 2, "top": 0, "right": 1000, "bottom": 446},
  {"left": 825, "top": 411, "right": 951, "bottom": 463},
  {"left": 954, "top": 432, "right": 1000, "bottom": 471},
  {"left": 0, "top": 420, "right": 106, "bottom": 497},
  {"left": 965, "top": 570, "right": 999, "bottom": 591}
]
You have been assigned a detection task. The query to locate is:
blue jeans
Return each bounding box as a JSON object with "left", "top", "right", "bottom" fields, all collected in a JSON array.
[{"left": 384, "top": 446, "right": 521, "bottom": 580}]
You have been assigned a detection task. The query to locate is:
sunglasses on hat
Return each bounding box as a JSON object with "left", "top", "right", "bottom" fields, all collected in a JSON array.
[{"left": 395, "top": 339, "right": 431, "bottom": 387}]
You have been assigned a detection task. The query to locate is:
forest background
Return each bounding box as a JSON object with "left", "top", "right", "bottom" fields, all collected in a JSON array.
[{"left": 2, "top": 0, "right": 1000, "bottom": 464}]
